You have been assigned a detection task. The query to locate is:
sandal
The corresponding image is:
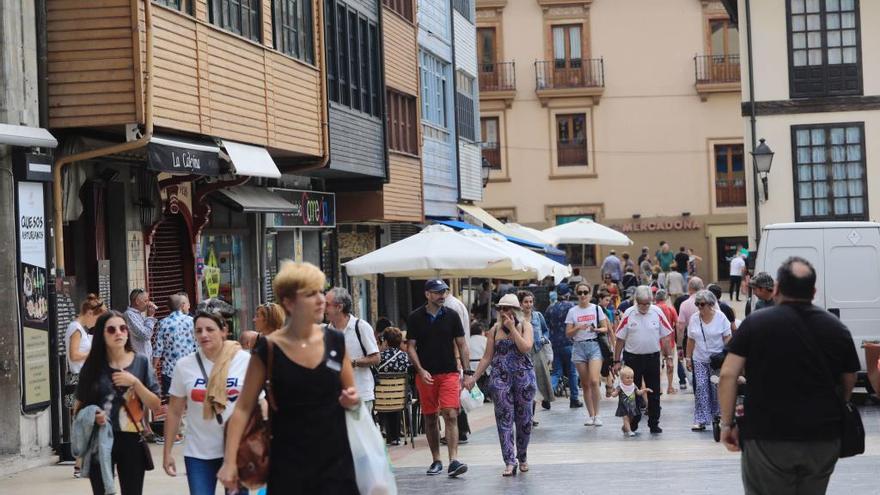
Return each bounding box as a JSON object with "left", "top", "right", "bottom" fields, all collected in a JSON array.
[
  {"left": 519, "top": 462, "right": 529, "bottom": 472},
  {"left": 502, "top": 464, "right": 518, "bottom": 477},
  {"left": 691, "top": 424, "right": 706, "bottom": 431}
]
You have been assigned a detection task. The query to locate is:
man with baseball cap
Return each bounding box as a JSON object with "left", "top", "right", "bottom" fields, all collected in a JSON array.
[
  {"left": 746, "top": 272, "right": 776, "bottom": 316},
  {"left": 406, "top": 279, "right": 470, "bottom": 477}
]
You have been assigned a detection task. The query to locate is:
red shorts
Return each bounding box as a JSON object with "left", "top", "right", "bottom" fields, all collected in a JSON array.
[{"left": 416, "top": 372, "right": 461, "bottom": 415}]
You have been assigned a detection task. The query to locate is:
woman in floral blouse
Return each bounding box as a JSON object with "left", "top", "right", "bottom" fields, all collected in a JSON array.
[{"left": 377, "top": 326, "right": 410, "bottom": 445}]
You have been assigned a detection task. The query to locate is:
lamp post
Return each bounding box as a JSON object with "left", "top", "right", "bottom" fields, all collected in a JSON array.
[
  {"left": 751, "top": 138, "right": 775, "bottom": 200},
  {"left": 481, "top": 157, "right": 491, "bottom": 188}
]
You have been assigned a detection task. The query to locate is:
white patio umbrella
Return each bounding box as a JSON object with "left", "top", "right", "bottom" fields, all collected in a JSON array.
[
  {"left": 541, "top": 218, "right": 634, "bottom": 246},
  {"left": 500, "top": 223, "right": 557, "bottom": 245},
  {"left": 457, "top": 229, "right": 571, "bottom": 283},
  {"left": 343, "top": 224, "right": 531, "bottom": 279}
]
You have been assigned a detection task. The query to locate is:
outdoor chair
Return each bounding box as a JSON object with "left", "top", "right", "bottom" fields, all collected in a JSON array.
[{"left": 374, "top": 372, "right": 416, "bottom": 448}]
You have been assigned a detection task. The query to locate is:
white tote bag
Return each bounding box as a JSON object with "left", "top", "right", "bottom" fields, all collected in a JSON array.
[{"left": 346, "top": 403, "right": 398, "bottom": 495}]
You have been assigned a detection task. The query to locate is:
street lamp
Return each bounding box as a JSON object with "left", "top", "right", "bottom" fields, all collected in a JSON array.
[
  {"left": 751, "top": 138, "right": 774, "bottom": 201},
  {"left": 481, "top": 157, "right": 491, "bottom": 188}
]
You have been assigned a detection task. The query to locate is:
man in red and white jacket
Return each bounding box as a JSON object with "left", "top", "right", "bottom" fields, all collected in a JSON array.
[{"left": 613, "top": 286, "right": 674, "bottom": 434}]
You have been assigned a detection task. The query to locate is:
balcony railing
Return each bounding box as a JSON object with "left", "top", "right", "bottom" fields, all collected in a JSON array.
[
  {"left": 479, "top": 62, "right": 516, "bottom": 92},
  {"left": 557, "top": 141, "right": 587, "bottom": 166},
  {"left": 481, "top": 142, "right": 501, "bottom": 169},
  {"left": 535, "top": 58, "right": 604, "bottom": 90},
  {"left": 716, "top": 181, "right": 747, "bottom": 207},
  {"left": 695, "top": 54, "right": 741, "bottom": 84}
]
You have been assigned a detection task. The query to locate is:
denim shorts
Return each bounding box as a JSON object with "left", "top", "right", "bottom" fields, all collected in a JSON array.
[{"left": 571, "top": 340, "right": 603, "bottom": 363}]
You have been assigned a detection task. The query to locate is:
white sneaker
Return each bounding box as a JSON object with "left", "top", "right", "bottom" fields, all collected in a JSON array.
[
  {"left": 584, "top": 416, "right": 594, "bottom": 426},
  {"left": 627, "top": 431, "right": 637, "bottom": 437},
  {"left": 593, "top": 416, "right": 603, "bottom": 427}
]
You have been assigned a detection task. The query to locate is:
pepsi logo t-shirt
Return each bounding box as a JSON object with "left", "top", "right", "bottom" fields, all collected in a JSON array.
[{"left": 169, "top": 348, "right": 251, "bottom": 459}]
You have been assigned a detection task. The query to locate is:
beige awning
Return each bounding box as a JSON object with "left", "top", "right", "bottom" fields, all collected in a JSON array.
[{"left": 456, "top": 203, "right": 509, "bottom": 234}]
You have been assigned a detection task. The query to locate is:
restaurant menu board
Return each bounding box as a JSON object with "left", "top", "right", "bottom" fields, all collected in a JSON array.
[
  {"left": 55, "top": 277, "right": 78, "bottom": 358},
  {"left": 98, "top": 260, "right": 111, "bottom": 308},
  {"left": 17, "top": 182, "right": 51, "bottom": 412}
]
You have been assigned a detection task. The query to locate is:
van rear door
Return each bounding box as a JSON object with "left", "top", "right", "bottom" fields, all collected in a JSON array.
[
  {"left": 759, "top": 228, "right": 825, "bottom": 307},
  {"left": 824, "top": 226, "right": 880, "bottom": 370}
]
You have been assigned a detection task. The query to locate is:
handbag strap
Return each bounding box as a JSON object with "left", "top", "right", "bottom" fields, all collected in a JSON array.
[
  {"left": 120, "top": 395, "right": 147, "bottom": 442},
  {"left": 263, "top": 337, "right": 277, "bottom": 414},
  {"left": 195, "top": 351, "right": 224, "bottom": 425},
  {"left": 377, "top": 349, "right": 402, "bottom": 371}
]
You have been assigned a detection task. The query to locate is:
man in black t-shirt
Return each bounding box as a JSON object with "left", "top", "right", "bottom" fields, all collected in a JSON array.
[
  {"left": 718, "top": 257, "right": 860, "bottom": 495},
  {"left": 674, "top": 247, "right": 690, "bottom": 282},
  {"left": 406, "top": 279, "right": 470, "bottom": 478}
]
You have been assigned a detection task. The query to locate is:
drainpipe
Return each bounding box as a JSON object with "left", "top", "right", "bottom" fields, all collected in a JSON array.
[
  {"left": 294, "top": 0, "right": 331, "bottom": 172},
  {"left": 450, "top": 5, "right": 462, "bottom": 205},
  {"left": 52, "top": 0, "right": 155, "bottom": 276},
  {"left": 744, "top": 0, "right": 760, "bottom": 247}
]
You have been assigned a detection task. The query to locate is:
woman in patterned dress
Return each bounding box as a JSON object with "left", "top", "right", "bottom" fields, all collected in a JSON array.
[
  {"left": 464, "top": 294, "right": 536, "bottom": 476},
  {"left": 377, "top": 326, "right": 411, "bottom": 445}
]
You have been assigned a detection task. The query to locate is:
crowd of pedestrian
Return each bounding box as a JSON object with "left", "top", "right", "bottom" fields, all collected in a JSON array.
[{"left": 63, "top": 249, "right": 868, "bottom": 494}]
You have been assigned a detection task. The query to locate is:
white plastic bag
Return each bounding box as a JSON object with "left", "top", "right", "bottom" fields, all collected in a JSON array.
[
  {"left": 459, "top": 384, "right": 485, "bottom": 413},
  {"left": 346, "top": 403, "right": 398, "bottom": 495},
  {"left": 542, "top": 340, "right": 554, "bottom": 365}
]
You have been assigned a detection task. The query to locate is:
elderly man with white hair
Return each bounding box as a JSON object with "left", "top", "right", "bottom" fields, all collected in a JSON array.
[{"left": 613, "top": 286, "right": 674, "bottom": 434}]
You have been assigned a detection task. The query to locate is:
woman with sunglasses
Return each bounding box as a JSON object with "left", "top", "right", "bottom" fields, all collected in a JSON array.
[
  {"left": 74, "top": 310, "right": 161, "bottom": 495},
  {"left": 685, "top": 290, "right": 731, "bottom": 431},
  {"left": 565, "top": 283, "right": 609, "bottom": 426},
  {"left": 465, "top": 293, "right": 536, "bottom": 476}
]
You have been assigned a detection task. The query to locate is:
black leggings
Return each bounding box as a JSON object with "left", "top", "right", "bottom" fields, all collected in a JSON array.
[
  {"left": 89, "top": 432, "right": 147, "bottom": 495},
  {"left": 729, "top": 276, "right": 742, "bottom": 300}
]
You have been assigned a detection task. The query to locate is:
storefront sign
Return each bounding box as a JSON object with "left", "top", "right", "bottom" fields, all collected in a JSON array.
[
  {"left": 148, "top": 141, "right": 220, "bottom": 176},
  {"left": 613, "top": 219, "right": 702, "bottom": 233},
  {"left": 17, "top": 182, "right": 51, "bottom": 411},
  {"left": 270, "top": 190, "right": 336, "bottom": 228}
]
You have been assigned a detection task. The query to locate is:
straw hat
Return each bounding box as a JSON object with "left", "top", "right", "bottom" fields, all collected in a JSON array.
[{"left": 496, "top": 293, "right": 521, "bottom": 310}]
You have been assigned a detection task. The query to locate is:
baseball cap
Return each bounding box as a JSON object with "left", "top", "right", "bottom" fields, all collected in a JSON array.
[
  {"left": 749, "top": 272, "right": 775, "bottom": 290},
  {"left": 424, "top": 279, "right": 449, "bottom": 292},
  {"left": 555, "top": 283, "right": 571, "bottom": 296}
]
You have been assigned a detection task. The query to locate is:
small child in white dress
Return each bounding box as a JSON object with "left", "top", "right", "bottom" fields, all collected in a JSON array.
[{"left": 611, "top": 366, "right": 652, "bottom": 437}]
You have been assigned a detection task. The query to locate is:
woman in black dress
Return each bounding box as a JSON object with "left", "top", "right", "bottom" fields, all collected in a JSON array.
[{"left": 219, "top": 262, "right": 360, "bottom": 494}]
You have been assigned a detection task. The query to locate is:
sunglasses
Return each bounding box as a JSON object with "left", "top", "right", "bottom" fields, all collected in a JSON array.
[
  {"left": 577, "top": 291, "right": 590, "bottom": 296},
  {"left": 106, "top": 324, "right": 128, "bottom": 335}
]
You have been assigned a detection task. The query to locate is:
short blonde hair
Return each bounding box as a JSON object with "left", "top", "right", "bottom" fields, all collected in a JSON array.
[
  {"left": 273, "top": 261, "right": 326, "bottom": 305},
  {"left": 620, "top": 366, "right": 634, "bottom": 379}
]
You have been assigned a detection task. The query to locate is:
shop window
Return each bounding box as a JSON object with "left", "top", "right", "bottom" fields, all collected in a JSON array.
[
  {"left": 325, "top": 1, "right": 381, "bottom": 117},
  {"left": 556, "top": 214, "right": 596, "bottom": 267},
  {"left": 274, "top": 0, "right": 315, "bottom": 63},
  {"left": 792, "top": 123, "right": 867, "bottom": 221},
  {"left": 386, "top": 89, "right": 419, "bottom": 155},
  {"left": 714, "top": 144, "right": 746, "bottom": 207},
  {"left": 556, "top": 113, "right": 587, "bottom": 166},
  {"left": 383, "top": 0, "right": 413, "bottom": 22},
  {"left": 199, "top": 234, "right": 252, "bottom": 337},
  {"left": 787, "top": 0, "right": 862, "bottom": 98},
  {"left": 209, "top": 0, "right": 261, "bottom": 42},
  {"left": 481, "top": 117, "right": 501, "bottom": 169}
]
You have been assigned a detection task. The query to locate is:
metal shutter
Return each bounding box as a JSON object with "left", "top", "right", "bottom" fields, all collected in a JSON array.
[{"left": 148, "top": 214, "right": 188, "bottom": 319}]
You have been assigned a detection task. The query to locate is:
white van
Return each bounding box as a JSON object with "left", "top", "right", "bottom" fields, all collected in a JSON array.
[{"left": 755, "top": 222, "right": 880, "bottom": 375}]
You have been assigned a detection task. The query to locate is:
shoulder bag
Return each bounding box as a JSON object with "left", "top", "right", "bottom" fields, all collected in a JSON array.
[
  {"left": 228, "top": 336, "right": 277, "bottom": 489},
  {"left": 785, "top": 305, "right": 865, "bottom": 458},
  {"left": 698, "top": 319, "right": 727, "bottom": 371},
  {"left": 121, "top": 393, "right": 155, "bottom": 471}
]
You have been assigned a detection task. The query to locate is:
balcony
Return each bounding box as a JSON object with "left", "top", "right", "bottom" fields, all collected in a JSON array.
[
  {"left": 694, "top": 54, "right": 741, "bottom": 101},
  {"left": 534, "top": 58, "right": 604, "bottom": 106},
  {"left": 481, "top": 141, "right": 501, "bottom": 169},
  {"left": 479, "top": 62, "right": 516, "bottom": 107}
]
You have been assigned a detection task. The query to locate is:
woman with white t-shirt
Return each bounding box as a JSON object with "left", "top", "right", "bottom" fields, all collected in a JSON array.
[
  {"left": 162, "top": 310, "right": 251, "bottom": 494},
  {"left": 565, "top": 282, "right": 609, "bottom": 426},
  {"left": 685, "top": 290, "right": 732, "bottom": 431}
]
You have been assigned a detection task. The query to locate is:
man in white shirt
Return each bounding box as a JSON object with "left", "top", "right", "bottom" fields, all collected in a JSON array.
[
  {"left": 613, "top": 286, "right": 673, "bottom": 434},
  {"left": 729, "top": 254, "right": 746, "bottom": 301},
  {"left": 326, "top": 287, "right": 380, "bottom": 411}
]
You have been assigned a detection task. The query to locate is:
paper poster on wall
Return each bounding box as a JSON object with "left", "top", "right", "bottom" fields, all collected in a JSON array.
[
  {"left": 22, "top": 327, "right": 50, "bottom": 406},
  {"left": 203, "top": 247, "right": 221, "bottom": 298}
]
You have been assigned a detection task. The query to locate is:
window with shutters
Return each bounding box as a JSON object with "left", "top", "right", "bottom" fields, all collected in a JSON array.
[
  {"left": 383, "top": 0, "right": 413, "bottom": 22},
  {"left": 325, "top": 1, "right": 381, "bottom": 117},
  {"left": 792, "top": 123, "right": 867, "bottom": 221},
  {"left": 787, "top": 0, "right": 862, "bottom": 98},
  {"left": 274, "top": 0, "right": 315, "bottom": 63},
  {"left": 714, "top": 144, "right": 746, "bottom": 207},
  {"left": 455, "top": 71, "right": 476, "bottom": 142},
  {"left": 209, "top": 0, "right": 262, "bottom": 42},
  {"left": 386, "top": 90, "right": 418, "bottom": 155}
]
